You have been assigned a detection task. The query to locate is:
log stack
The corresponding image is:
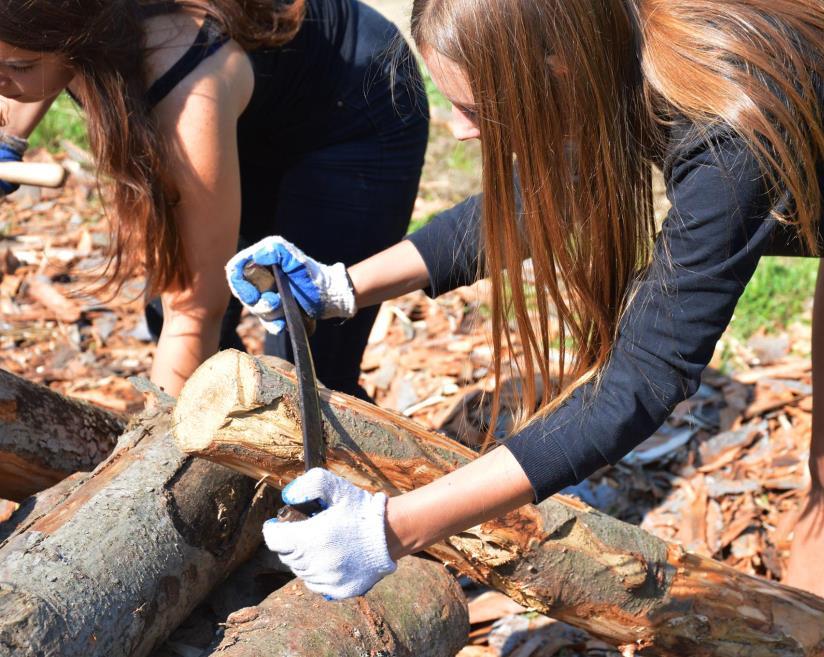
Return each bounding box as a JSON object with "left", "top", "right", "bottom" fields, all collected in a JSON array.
[
  {"left": 173, "top": 350, "right": 824, "bottom": 657},
  {"left": 4, "top": 353, "right": 824, "bottom": 657},
  {"left": 0, "top": 366, "right": 470, "bottom": 657}
]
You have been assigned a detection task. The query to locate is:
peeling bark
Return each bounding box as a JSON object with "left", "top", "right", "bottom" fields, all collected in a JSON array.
[
  {"left": 174, "top": 351, "right": 824, "bottom": 657},
  {"left": 0, "top": 471, "right": 91, "bottom": 542},
  {"left": 0, "top": 368, "right": 123, "bottom": 501},
  {"left": 0, "top": 407, "right": 279, "bottom": 657},
  {"left": 204, "top": 556, "right": 468, "bottom": 657}
]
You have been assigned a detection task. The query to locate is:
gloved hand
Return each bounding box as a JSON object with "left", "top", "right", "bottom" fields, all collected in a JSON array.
[
  {"left": 0, "top": 142, "right": 24, "bottom": 197},
  {"left": 225, "top": 236, "right": 357, "bottom": 335},
  {"left": 263, "top": 468, "right": 397, "bottom": 600}
]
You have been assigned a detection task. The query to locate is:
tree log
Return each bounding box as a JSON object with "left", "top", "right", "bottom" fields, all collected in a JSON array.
[
  {"left": 202, "top": 555, "right": 468, "bottom": 657},
  {"left": 0, "top": 406, "right": 279, "bottom": 657},
  {"left": 174, "top": 350, "right": 824, "bottom": 657},
  {"left": 0, "top": 471, "right": 91, "bottom": 542},
  {"left": 0, "top": 367, "right": 124, "bottom": 501}
]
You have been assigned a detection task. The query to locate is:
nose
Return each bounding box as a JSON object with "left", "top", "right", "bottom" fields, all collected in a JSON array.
[{"left": 449, "top": 106, "right": 480, "bottom": 141}]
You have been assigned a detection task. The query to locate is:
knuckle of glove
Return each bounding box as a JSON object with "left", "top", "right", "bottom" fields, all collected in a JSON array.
[
  {"left": 252, "top": 291, "right": 281, "bottom": 320},
  {"left": 260, "top": 317, "right": 286, "bottom": 335},
  {"left": 282, "top": 468, "right": 333, "bottom": 506}
]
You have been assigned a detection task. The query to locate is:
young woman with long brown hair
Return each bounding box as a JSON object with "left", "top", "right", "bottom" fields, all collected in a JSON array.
[
  {"left": 227, "top": 0, "right": 824, "bottom": 599},
  {"left": 0, "top": 0, "right": 428, "bottom": 399}
]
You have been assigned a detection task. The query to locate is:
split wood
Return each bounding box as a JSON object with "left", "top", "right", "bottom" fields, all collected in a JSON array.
[{"left": 174, "top": 350, "right": 824, "bottom": 657}]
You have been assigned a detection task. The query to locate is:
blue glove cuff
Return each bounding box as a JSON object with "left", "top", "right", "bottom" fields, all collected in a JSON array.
[{"left": 0, "top": 145, "right": 22, "bottom": 196}]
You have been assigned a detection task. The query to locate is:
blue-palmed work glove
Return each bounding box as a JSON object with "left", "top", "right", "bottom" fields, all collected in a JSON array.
[
  {"left": 225, "top": 236, "right": 357, "bottom": 335},
  {"left": 0, "top": 134, "right": 28, "bottom": 197},
  {"left": 263, "top": 469, "right": 397, "bottom": 600}
]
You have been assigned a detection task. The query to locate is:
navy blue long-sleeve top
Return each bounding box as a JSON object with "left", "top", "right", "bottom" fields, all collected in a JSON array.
[{"left": 407, "top": 123, "right": 812, "bottom": 502}]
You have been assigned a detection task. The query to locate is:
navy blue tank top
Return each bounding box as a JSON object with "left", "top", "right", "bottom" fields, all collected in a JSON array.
[{"left": 145, "top": 0, "right": 357, "bottom": 158}]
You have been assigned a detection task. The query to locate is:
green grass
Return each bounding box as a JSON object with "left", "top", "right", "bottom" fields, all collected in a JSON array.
[
  {"left": 407, "top": 214, "right": 436, "bottom": 234},
  {"left": 29, "top": 92, "right": 88, "bottom": 153},
  {"left": 446, "top": 140, "right": 478, "bottom": 173},
  {"left": 729, "top": 256, "right": 818, "bottom": 341}
]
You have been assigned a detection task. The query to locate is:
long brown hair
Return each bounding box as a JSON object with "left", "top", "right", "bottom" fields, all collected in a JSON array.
[
  {"left": 0, "top": 0, "right": 305, "bottom": 294},
  {"left": 412, "top": 0, "right": 824, "bottom": 441}
]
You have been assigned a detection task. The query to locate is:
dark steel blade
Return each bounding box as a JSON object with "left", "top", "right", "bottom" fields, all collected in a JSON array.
[{"left": 271, "top": 266, "right": 325, "bottom": 473}]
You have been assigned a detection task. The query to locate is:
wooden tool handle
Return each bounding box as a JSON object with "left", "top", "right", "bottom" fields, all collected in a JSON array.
[
  {"left": 242, "top": 262, "right": 317, "bottom": 336},
  {"left": 276, "top": 499, "right": 325, "bottom": 523},
  {"left": 0, "top": 161, "right": 68, "bottom": 188}
]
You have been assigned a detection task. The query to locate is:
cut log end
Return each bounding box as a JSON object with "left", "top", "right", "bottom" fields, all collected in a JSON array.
[
  {"left": 173, "top": 350, "right": 253, "bottom": 452},
  {"left": 173, "top": 350, "right": 307, "bottom": 487},
  {"left": 173, "top": 350, "right": 295, "bottom": 453}
]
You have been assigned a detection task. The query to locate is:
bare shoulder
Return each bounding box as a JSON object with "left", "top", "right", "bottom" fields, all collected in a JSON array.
[{"left": 142, "top": 11, "right": 254, "bottom": 119}]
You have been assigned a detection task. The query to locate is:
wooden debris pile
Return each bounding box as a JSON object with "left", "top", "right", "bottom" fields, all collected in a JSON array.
[{"left": 0, "top": 146, "right": 153, "bottom": 415}]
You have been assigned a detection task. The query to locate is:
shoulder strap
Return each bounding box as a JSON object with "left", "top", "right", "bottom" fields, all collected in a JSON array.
[{"left": 144, "top": 17, "right": 230, "bottom": 108}]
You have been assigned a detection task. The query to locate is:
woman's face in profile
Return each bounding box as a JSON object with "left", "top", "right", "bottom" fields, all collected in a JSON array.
[{"left": 0, "top": 42, "right": 73, "bottom": 103}]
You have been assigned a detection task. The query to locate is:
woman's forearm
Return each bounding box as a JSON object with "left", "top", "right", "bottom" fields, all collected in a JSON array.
[
  {"left": 347, "top": 239, "right": 430, "bottom": 309},
  {"left": 384, "top": 445, "right": 534, "bottom": 560},
  {"left": 150, "top": 312, "right": 223, "bottom": 397}
]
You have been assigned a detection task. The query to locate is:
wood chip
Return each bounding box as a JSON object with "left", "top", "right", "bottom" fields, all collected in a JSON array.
[{"left": 26, "top": 275, "right": 81, "bottom": 323}]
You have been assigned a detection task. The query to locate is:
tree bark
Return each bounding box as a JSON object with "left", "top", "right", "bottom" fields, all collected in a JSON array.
[
  {"left": 0, "top": 471, "right": 91, "bottom": 542},
  {"left": 202, "top": 556, "right": 468, "bottom": 657},
  {"left": 174, "top": 350, "right": 824, "bottom": 657},
  {"left": 0, "top": 405, "right": 279, "bottom": 657},
  {"left": 0, "top": 367, "right": 124, "bottom": 501}
]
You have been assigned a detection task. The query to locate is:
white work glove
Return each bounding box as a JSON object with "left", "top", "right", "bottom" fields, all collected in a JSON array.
[
  {"left": 225, "top": 236, "right": 357, "bottom": 334},
  {"left": 263, "top": 468, "right": 397, "bottom": 600}
]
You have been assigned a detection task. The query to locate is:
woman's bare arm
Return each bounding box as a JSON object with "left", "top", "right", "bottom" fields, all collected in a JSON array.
[
  {"left": 145, "top": 16, "right": 254, "bottom": 395},
  {"left": 385, "top": 445, "right": 534, "bottom": 560},
  {"left": 347, "top": 239, "right": 431, "bottom": 310},
  {"left": 1, "top": 96, "right": 58, "bottom": 137}
]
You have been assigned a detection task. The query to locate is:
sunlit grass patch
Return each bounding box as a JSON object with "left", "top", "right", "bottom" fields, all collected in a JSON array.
[
  {"left": 29, "top": 93, "right": 88, "bottom": 153},
  {"left": 729, "top": 257, "right": 818, "bottom": 341}
]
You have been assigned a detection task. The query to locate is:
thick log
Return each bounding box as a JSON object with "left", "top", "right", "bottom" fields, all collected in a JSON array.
[
  {"left": 202, "top": 555, "right": 468, "bottom": 657},
  {"left": 0, "top": 406, "right": 279, "bottom": 657},
  {"left": 0, "top": 367, "right": 124, "bottom": 500},
  {"left": 174, "top": 350, "right": 824, "bottom": 657},
  {"left": 0, "top": 471, "right": 91, "bottom": 542}
]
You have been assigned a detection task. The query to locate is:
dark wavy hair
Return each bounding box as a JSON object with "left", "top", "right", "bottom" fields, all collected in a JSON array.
[{"left": 0, "top": 0, "right": 305, "bottom": 294}]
